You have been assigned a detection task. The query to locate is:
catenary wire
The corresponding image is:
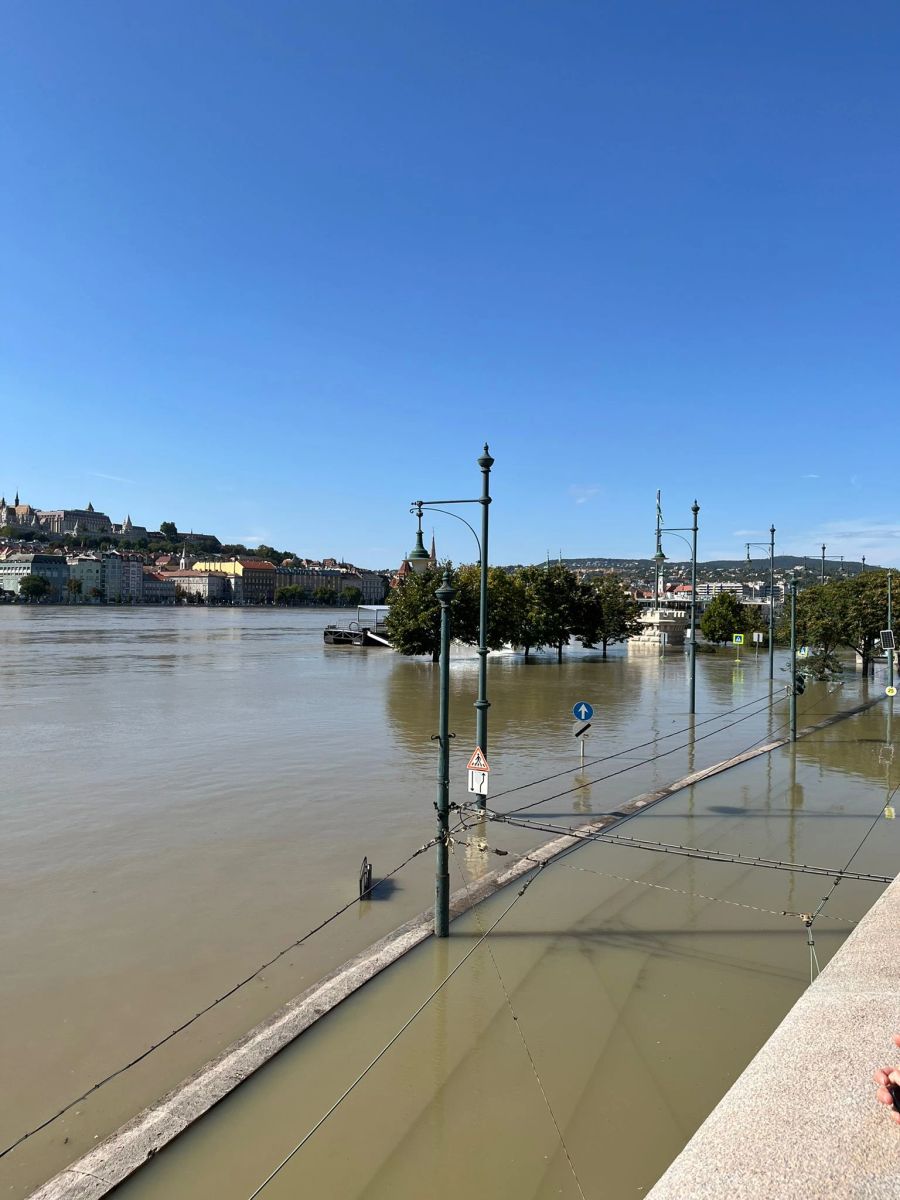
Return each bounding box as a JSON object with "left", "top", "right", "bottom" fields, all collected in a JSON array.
[
  {"left": 0, "top": 831, "right": 453, "bottom": 1162},
  {"left": 486, "top": 676, "right": 849, "bottom": 824},
  {"left": 244, "top": 868, "right": 540, "bottom": 1200},
  {"left": 455, "top": 687, "right": 780, "bottom": 806},
  {"left": 448, "top": 838, "right": 588, "bottom": 1200},
  {"left": 488, "top": 689, "right": 781, "bottom": 819},
  {"left": 458, "top": 843, "right": 856, "bottom": 924}
]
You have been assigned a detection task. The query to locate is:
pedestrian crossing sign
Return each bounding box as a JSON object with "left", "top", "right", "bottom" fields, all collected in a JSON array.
[
  {"left": 466, "top": 747, "right": 490, "bottom": 772},
  {"left": 732, "top": 634, "right": 744, "bottom": 645}
]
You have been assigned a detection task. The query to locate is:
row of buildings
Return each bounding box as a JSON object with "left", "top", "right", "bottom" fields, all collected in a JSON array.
[{"left": 0, "top": 549, "right": 389, "bottom": 606}]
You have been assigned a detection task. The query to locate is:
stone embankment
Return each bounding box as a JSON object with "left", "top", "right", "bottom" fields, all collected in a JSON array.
[{"left": 646, "top": 867, "right": 900, "bottom": 1200}]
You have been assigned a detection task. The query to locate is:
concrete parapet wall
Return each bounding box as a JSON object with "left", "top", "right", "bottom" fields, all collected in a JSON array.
[{"left": 646, "top": 869, "right": 900, "bottom": 1200}]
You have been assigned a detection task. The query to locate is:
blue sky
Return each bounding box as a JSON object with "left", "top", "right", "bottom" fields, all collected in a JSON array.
[{"left": 3, "top": 2, "right": 898, "bottom": 568}]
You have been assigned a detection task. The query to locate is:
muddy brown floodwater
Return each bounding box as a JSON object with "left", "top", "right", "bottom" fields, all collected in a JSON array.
[{"left": 1, "top": 607, "right": 895, "bottom": 1197}]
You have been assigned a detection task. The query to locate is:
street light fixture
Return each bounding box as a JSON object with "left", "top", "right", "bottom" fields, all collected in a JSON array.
[
  {"left": 658, "top": 501, "right": 700, "bottom": 715},
  {"left": 745, "top": 524, "right": 776, "bottom": 681},
  {"left": 804, "top": 545, "right": 844, "bottom": 584},
  {"left": 411, "top": 444, "right": 493, "bottom": 808}
]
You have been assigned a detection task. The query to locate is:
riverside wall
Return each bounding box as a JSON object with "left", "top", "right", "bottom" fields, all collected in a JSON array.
[{"left": 646, "top": 866, "right": 900, "bottom": 1200}]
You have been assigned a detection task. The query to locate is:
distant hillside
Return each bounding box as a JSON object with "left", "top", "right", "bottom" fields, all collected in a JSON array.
[{"left": 501, "top": 555, "right": 874, "bottom": 582}]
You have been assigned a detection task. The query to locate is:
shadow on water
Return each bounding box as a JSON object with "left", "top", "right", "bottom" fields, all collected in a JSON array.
[{"left": 366, "top": 877, "right": 400, "bottom": 901}]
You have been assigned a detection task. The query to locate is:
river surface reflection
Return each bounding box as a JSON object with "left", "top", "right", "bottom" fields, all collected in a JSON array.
[{"left": 0, "top": 608, "right": 893, "bottom": 1196}]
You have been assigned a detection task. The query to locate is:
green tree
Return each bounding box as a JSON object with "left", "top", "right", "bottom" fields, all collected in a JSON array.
[
  {"left": 19, "top": 574, "right": 52, "bottom": 602},
  {"left": 453, "top": 565, "right": 523, "bottom": 650},
  {"left": 275, "top": 585, "right": 306, "bottom": 606},
  {"left": 66, "top": 577, "right": 83, "bottom": 603},
  {"left": 740, "top": 604, "right": 767, "bottom": 637},
  {"left": 386, "top": 565, "right": 478, "bottom": 661},
  {"left": 342, "top": 586, "right": 363, "bottom": 607},
  {"left": 700, "top": 592, "right": 744, "bottom": 644},
  {"left": 510, "top": 566, "right": 550, "bottom": 659},
  {"left": 577, "top": 576, "right": 642, "bottom": 657},
  {"left": 159, "top": 521, "right": 178, "bottom": 541},
  {"left": 313, "top": 587, "right": 338, "bottom": 606},
  {"left": 779, "top": 572, "right": 891, "bottom": 676},
  {"left": 836, "top": 571, "right": 891, "bottom": 675},
  {"left": 510, "top": 564, "right": 582, "bottom": 662}
]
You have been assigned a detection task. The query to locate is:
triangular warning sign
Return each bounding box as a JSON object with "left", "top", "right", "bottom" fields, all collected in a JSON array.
[{"left": 466, "top": 746, "right": 490, "bottom": 772}]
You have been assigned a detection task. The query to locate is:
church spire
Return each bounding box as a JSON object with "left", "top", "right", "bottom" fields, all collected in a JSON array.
[
  {"left": 14, "top": 491, "right": 19, "bottom": 506},
  {"left": 429, "top": 532, "right": 437, "bottom": 566}
]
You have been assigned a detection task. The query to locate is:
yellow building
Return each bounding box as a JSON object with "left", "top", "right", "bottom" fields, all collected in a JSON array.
[{"left": 189, "top": 558, "right": 276, "bottom": 604}]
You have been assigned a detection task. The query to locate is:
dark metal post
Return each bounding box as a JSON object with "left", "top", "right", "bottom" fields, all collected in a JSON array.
[
  {"left": 790, "top": 577, "right": 798, "bottom": 742},
  {"left": 689, "top": 501, "right": 699, "bottom": 714},
  {"left": 861, "top": 556, "right": 866, "bottom": 573},
  {"left": 434, "top": 569, "right": 455, "bottom": 937},
  {"left": 769, "top": 524, "right": 776, "bottom": 680},
  {"left": 475, "top": 444, "right": 493, "bottom": 807},
  {"left": 889, "top": 571, "right": 894, "bottom": 692},
  {"left": 821, "top": 544, "right": 826, "bottom": 585}
]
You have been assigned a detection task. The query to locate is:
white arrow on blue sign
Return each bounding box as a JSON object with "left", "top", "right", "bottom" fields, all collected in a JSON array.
[{"left": 573, "top": 701, "right": 594, "bottom": 721}]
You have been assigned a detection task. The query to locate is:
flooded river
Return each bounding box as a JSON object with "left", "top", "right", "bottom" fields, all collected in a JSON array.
[{"left": 1, "top": 608, "right": 895, "bottom": 1196}]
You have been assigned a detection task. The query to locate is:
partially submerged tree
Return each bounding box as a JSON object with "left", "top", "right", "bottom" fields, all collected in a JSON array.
[
  {"left": 19, "top": 574, "right": 52, "bottom": 602},
  {"left": 700, "top": 592, "right": 745, "bottom": 645},
  {"left": 386, "top": 564, "right": 478, "bottom": 661},
  {"left": 577, "top": 576, "right": 642, "bottom": 658}
]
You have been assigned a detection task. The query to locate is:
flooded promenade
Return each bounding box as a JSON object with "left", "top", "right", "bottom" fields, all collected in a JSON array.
[{"left": 2, "top": 608, "right": 895, "bottom": 1196}]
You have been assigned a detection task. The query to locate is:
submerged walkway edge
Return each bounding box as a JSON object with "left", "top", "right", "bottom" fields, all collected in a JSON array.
[{"left": 29, "top": 696, "right": 882, "bottom": 1200}]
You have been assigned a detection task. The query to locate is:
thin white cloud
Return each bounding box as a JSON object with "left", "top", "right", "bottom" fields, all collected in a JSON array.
[
  {"left": 792, "top": 519, "right": 900, "bottom": 567},
  {"left": 801, "top": 474, "right": 820, "bottom": 479},
  {"left": 569, "top": 485, "right": 600, "bottom": 506},
  {"left": 733, "top": 529, "right": 764, "bottom": 537},
  {"left": 87, "top": 471, "right": 134, "bottom": 485}
]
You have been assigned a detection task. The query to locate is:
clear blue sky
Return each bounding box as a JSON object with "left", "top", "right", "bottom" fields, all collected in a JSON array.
[{"left": 3, "top": 2, "right": 898, "bottom": 568}]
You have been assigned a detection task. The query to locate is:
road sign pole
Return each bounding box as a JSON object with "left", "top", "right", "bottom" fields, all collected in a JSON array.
[
  {"left": 790, "top": 578, "right": 798, "bottom": 742},
  {"left": 434, "top": 569, "right": 455, "bottom": 938}
]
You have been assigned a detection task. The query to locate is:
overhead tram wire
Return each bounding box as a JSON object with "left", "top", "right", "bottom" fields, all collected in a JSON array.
[
  {"left": 474, "top": 694, "right": 894, "bottom": 891},
  {"left": 457, "top": 687, "right": 780, "bottom": 810},
  {"left": 244, "top": 868, "right": 541, "bottom": 1200},
  {"left": 9, "top": 689, "right": 866, "bottom": 1162},
  {"left": 484, "top": 689, "right": 780, "bottom": 821},
  {"left": 0, "top": 828, "right": 462, "bottom": 1163},
  {"left": 487, "top": 817, "right": 893, "bottom": 885},
  {"left": 447, "top": 838, "right": 588, "bottom": 1200},
  {"left": 803, "top": 774, "right": 900, "bottom": 978},
  {"left": 461, "top": 844, "right": 857, "bottom": 925},
  {"left": 485, "top": 677, "right": 852, "bottom": 826}
]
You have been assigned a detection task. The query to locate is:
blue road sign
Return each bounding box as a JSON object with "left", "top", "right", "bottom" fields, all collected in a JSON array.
[{"left": 573, "top": 701, "right": 593, "bottom": 721}]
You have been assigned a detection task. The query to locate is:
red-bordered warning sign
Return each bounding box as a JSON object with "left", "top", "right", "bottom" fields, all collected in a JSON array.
[{"left": 466, "top": 746, "right": 490, "bottom": 772}]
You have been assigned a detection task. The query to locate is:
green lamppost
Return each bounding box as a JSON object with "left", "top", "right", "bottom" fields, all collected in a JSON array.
[
  {"left": 745, "top": 524, "right": 776, "bottom": 681},
  {"left": 411, "top": 444, "right": 494, "bottom": 808},
  {"left": 789, "top": 577, "right": 798, "bottom": 742},
  {"left": 434, "top": 569, "right": 455, "bottom": 937},
  {"left": 659, "top": 501, "right": 701, "bottom": 714},
  {"left": 888, "top": 570, "right": 894, "bottom": 693}
]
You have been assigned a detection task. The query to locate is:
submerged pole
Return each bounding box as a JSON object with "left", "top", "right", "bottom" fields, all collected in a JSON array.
[
  {"left": 434, "top": 569, "right": 455, "bottom": 938},
  {"left": 689, "top": 501, "right": 699, "bottom": 715},
  {"left": 768, "top": 524, "right": 776, "bottom": 681},
  {"left": 475, "top": 444, "right": 493, "bottom": 809},
  {"left": 790, "top": 578, "right": 798, "bottom": 742}
]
